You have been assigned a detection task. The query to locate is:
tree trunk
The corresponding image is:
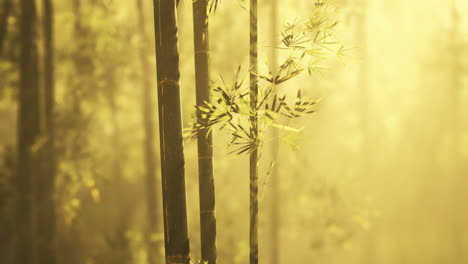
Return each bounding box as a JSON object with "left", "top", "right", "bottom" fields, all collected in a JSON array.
[
  {"left": 358, "top": 0, "right": 369, "bottom": 177},
  {"left": 0, "top": 0, "right": 12, "bottom": 55},
  {"left": 71, "top": 0, "right": 84, "bottom": 115},
  {"left": 450, "top": 3, "right": 464, "bottom": 262},
  {"left": 269, "top": 0, "right": 279, "bottom": 263},
  {"left": 152, "top": 0, "right": 190, "bottom": 263},
  {"left": 249, "top": 0, "right": 259, "bottom": 263},
  {"left": 17, "top": 0, "right": 40, "bottom": 263},
  {"left": 136, "top": 0, "right": 162, "bottom": 263},
  {"left": 36, "top": 0, "right": 57, "bottom": 263},
  {"left": 450, "top": 0, "right": 460, "bottom": 179},
  {"left": 192, "top": 1, "right": 217, "bottom": 264}
]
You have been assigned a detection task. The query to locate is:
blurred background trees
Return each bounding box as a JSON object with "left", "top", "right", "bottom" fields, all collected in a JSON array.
[{"left": 0, "top": 0, "right": 467, "bottom": 264}]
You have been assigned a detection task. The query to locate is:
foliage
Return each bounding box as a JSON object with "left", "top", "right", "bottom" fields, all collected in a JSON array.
[{"left": 186, "top": 1, "right": 350, "bottom": 155}]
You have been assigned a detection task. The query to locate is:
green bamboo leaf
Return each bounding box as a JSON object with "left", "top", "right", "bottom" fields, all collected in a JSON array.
[{"left": 275, "top": 69, "right": 303, "bottom": 84}]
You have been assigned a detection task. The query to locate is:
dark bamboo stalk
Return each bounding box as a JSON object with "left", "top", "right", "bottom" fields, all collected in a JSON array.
[
  {"left": 0, "top": 0, "right": 12, "bottom": 55},
  {"left": 36, "top": 0, "right": 57, "bottom": 263},
  {"left": 17, "top": 0, "right": 40, "bottom": 263},
  {"left": 152, "top": 0, "right": 190, "bottom": 263},
  {"left": 269, "top": 0, "right": 279, "bottom": 263},
  {"left": 192, "top": 0, "right": 218, "bottom": 263},
  {"left": 249, "top": 0, "right": 259, "bottom": 263}
]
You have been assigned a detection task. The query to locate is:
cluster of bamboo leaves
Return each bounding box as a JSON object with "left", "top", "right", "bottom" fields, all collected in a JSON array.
[{"left": 186, "top": 2, "right": 351, "bottom": 155}]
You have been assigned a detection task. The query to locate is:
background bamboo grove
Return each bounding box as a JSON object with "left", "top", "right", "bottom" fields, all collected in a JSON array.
[{"left": 0, "top": 0, "right": 468, "bottom": 264}]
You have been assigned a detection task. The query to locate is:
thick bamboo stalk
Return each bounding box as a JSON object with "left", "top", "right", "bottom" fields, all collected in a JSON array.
[
  {"left": 152, "top": 0, "right": 190, "bottom": 263},
  {"left": 192, "top": 0, "right": 218, "bottom": 263}
]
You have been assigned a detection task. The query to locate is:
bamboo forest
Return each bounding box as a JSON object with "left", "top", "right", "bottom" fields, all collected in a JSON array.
[{"left": 1, "top": 0, "right": 467, "bottom": 263}]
